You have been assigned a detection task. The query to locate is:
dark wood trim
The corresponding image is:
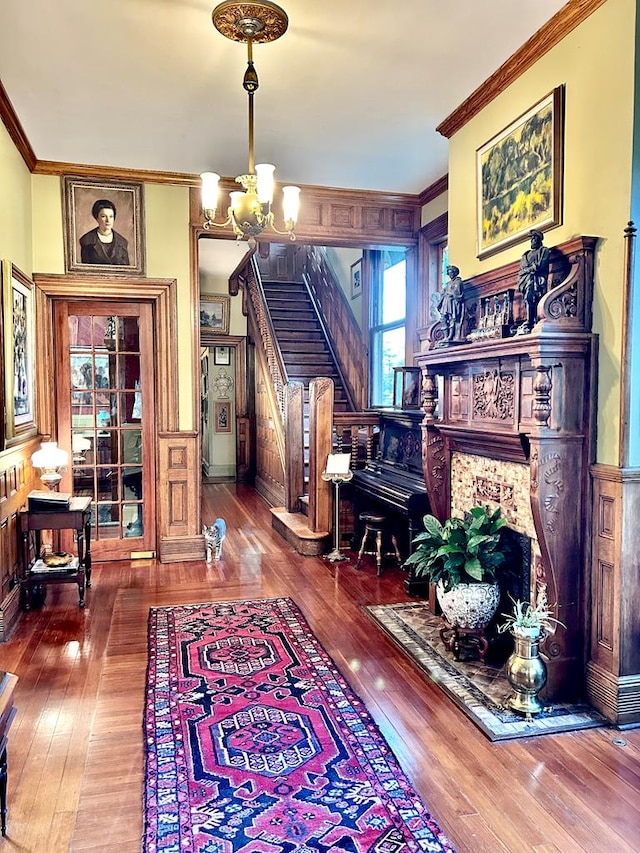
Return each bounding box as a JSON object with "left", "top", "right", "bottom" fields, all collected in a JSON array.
[
  {"left": 33, "top": 274, "right": 179, "bottom": 434},
  {"left": 158, "top": 432, "right": 201, "bottom": 561},
  {"left": 619, "top": 222, "right": 636, "bottom": 467},
  {"left": 436, "top": 0, "right": 608, "bottom": 139},
  {"left": 0, "top": 79, "right": 37, "bottom": 171},
  {"left": 417, "top": 175, "right": 448, "bottom": 207},
  {"left": 33, "top": 160, "right": 198, "bottom": 186}
]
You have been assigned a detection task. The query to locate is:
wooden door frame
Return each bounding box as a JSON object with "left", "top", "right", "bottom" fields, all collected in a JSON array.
[
  {"left": 199, "top": 334, "right": 251, "bottom": 482},
  {"left": 33, "top": 274, "right": 179, "bottom": 556}
]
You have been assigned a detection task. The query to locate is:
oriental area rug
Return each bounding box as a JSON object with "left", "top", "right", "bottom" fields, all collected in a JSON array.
[
  {"left": 144, "top": 597, "right": 455, "bottom": 853},
  {"left": 365, "top": 602, "right": 607, "bottom": 742}
]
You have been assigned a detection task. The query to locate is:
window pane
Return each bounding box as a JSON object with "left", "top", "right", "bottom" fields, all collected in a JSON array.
[
  {"left": 371, "top": 326, "right": 405, "bottom": 406},
  {"left": 381, "top": 260, "right": 406, "bottom": 324}
]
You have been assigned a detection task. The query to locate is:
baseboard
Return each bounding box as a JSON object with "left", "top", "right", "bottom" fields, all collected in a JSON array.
[
  {"left": 159, "top": 535, "right": 205, "bottom": 563},
  {"left": 586, "top": 661, "right": 640, "bottom": 725},
  {"left": 0, "top": 585, "right": 21, "bottom": 642}
]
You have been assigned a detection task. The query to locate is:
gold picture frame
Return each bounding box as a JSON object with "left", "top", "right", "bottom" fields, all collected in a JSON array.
[
  {"left": 214, "top": 401, "right": 232, "bottom": 433},
  {"left": 2, "top": 260, "right": 37, "bottom": 446},
  {"left": 476, "top": 85, "right": 564, "bottom": 258},
  {"left": 200, "top": 294, "right": 231, "bottom": 336},
  {"left": 62, "top": 175, "right": 145, "bottom": 275}
]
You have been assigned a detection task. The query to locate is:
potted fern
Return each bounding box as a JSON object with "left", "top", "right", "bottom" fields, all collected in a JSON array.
[
  {"left": 497, "top": 591, "right": 565, "bottom": 639},
  {"left": 404, "top": 506, "right": 509, "bottom": 630}
]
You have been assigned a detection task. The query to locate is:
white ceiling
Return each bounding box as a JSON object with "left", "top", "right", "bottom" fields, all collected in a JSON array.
[{"left": 0, "top": 0, "right": 567, "bottom": 195}]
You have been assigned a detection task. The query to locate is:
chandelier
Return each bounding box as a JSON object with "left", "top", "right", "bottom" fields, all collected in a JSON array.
[{"left": 201, "top": 1, "right": 300, "bottom": 247}]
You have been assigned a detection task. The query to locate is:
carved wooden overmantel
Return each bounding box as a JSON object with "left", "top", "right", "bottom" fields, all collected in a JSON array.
[{"left": 415, "top": 237, "right": 598, "bottom": 703}]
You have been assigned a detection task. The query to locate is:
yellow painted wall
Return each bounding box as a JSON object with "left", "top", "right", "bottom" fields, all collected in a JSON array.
[
  {"left": 32, "top": 175, "right": 64, "bottom": 273},
  {"left": 145, "top": 183, "right": 193, "bottom": 431},
  {"left": 421, "top": 191, "right": 448, "bottom": 228},
  {"left": 448, "top": 0, "right": 635, "bottom": 464},
  {"left": 0, "top": 122, "right": 32, "bottom": 274},
  {"left": 29, "top": 178, "right": 195, "bottom": 431}
]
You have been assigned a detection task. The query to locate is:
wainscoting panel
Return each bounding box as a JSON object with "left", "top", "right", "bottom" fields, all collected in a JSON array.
[{"left": 158, "top": 433, "right": 202, "bottom": 562}]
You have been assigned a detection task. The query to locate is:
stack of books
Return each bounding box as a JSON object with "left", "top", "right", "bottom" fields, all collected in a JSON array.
[
  {"left": 28, "top": 490, "right": 72, "bottom": 512},
  {"left": 30, "top": 556, "right": 79, "bottom": 574}
]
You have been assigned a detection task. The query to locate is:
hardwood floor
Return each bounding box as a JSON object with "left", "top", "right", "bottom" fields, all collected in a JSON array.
[{"left": 0, "top": 482, "right": 639, "bottom": 852}]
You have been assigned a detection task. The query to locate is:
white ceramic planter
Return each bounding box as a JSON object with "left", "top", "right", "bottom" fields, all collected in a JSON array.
[{"left": 436, "top": 581, "right": 501, "bottom": 629}]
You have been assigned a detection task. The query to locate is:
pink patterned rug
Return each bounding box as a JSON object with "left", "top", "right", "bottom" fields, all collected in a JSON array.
[{"left": 144, "top": 597, "right": 454, "bottom": 852}]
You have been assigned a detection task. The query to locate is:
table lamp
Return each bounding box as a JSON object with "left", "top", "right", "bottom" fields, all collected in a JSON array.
[{"left": 31, "top": 441, "right": 68, "bottom": 490}]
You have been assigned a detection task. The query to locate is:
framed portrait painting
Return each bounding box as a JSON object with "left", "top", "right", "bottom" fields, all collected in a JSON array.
[
  {"left": 62, "top": 175, "right": 145, "bottom": 275},
  {"left": 1, "top": 261, "right": 37, "bottom": 445},
  {"left": 350, "top": 259, "right": 362, "bottom": 299},
  {"left": 214, "top": 401, "right": 232, "bottom": 434},
  {"left": 200, "top": 294, "right": 230, "bottom": 336},
  {"left": 476, "top": 85, "right": 564, "bottom": 258}
]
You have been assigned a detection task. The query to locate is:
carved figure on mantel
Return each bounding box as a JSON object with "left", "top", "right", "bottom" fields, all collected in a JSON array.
[
  {"left": 437, "top": 265, "right": 466, "bottom": 344},
  {"left": 517, "top": 229, "right": 550, "bottom": 332}
]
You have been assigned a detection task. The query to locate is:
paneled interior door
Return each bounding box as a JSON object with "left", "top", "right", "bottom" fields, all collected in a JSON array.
[{"left": 54, "top": 301, "right": 156, "bottom": 560}]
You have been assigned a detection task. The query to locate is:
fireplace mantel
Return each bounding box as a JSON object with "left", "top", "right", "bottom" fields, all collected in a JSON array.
[{"left": 415, "top": 236, "right": 598, "bottom": 702}]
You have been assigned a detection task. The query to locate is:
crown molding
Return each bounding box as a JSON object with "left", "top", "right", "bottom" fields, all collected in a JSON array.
[
  {"left": 33, "top": 160, "right": 199, "bottom": 186},
  {"left": 436, "top": 0, "right": 607, "bottom": 139},
  {"left": 0, "top": 78, "right": 37, "bottom": 171},
  {"left": 418, "top": 174, "right": 448, "bottom": 207}
]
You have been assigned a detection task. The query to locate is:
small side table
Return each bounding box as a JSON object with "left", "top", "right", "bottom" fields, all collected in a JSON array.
[{"left": 20, "top": 496, "right": 92, "bottom": 609}]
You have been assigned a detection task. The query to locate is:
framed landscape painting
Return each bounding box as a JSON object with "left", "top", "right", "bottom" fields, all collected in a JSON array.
[
  {"left": 476, "top": 85, "right": 564, "bottom": 258},
  {"left": 62, "top": 175, "right": 145, "bottom": 275},
  {"left": 200, "top": 295, "right": 230, "bottom": 336}
]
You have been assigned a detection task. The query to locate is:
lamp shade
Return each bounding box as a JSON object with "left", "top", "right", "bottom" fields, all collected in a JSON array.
[
  {"left": 255, "top": 163, "right": 275, "bottom": 204},
  {"left": 282, "top": 185, "right": 301, "bottom": 226},
  {"left": 201, "top": 172, "right": 220, "bottom": 213},
  {"left": 32, "top": 441, "right": 68, "bottom": 471}
]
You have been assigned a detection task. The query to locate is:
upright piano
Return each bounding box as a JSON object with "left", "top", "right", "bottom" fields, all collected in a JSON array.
[{"left": 350, "top": 409, "right": 430, "bottom": 594}]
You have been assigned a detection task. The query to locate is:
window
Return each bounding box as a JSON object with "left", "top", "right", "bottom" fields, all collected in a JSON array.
[{"left": 369, "top": 251, "right": 407, "bottom": 406}]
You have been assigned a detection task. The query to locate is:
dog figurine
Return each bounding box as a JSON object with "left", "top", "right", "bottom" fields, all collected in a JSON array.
[{"left": 203, "top": 518, "right": 226, "bottom": 561}]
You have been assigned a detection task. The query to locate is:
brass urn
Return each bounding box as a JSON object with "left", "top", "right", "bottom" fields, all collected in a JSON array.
[{"left": 505, "top": 630, "right": 547, "bottom": 719}]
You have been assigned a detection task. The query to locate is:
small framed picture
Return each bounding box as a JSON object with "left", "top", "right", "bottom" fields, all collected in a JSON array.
[
  {"left": 213, "top": 345, "right": 231, "bottom": 365},
  {"left": 2, "top": 260, "right": 37, "bottom": 446},
  {"left": 62, "top": 175, "right": 145, "bottom": 275},
  {"left": 200, "top": 294, "right": 230, "bottom": 336},
  {"left": 214, "top": 401, "right": 232, "bottom": 433},
  {"left": 350, "top": 258, "right": 362, "bottom": 299}
]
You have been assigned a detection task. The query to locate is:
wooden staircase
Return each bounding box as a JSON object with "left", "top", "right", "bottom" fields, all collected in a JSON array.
[{"left": 261, "top": 279, "right": 352, "bottom": 412}]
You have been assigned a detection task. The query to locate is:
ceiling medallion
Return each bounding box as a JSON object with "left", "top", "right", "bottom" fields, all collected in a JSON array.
[{"left": 212, "top": 1, "right": 289, "bottom": 43}]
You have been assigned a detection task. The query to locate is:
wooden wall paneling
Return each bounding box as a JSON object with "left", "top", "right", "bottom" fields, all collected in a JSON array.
[
  {"left": 586, "top": 465, "right": 640, "bottom": 725},
  {"left": 157, "top": 432, "right": 202, "bottom": 562},
  {"left": 253, "top": 356, "right": 285, "bottom": 509},
  {"left": 189, "top": 186, "right": 420, "bottom": 249}
]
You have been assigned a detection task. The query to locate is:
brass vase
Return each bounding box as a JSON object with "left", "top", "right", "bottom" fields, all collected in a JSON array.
[{"left": 505, "top": 630, "right": 547, "bottom": 718}]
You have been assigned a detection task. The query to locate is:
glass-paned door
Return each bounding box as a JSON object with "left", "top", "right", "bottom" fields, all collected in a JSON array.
[{"left": 54, "top": 301, "right": 156, "bottom": 561}]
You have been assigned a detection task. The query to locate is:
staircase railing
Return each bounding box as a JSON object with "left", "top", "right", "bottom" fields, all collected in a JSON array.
[
  {"left": 240, "top": 255, "right": 289, "bottom": 421},
  {"left": 304, "top": 246, "right": 368, "bottom": 411}
]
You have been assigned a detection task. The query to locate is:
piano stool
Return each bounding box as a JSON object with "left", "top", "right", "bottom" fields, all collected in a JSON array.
[{"left": 355, "top": 511, "right": 401, "bottom": 576}]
